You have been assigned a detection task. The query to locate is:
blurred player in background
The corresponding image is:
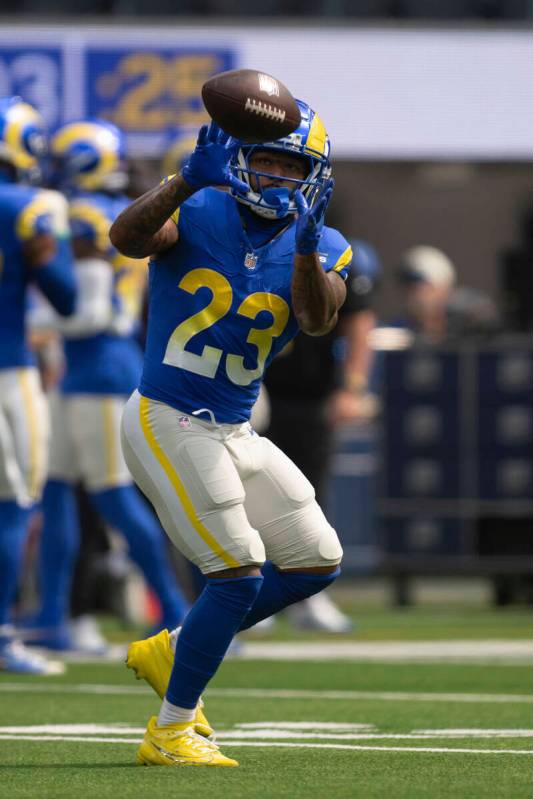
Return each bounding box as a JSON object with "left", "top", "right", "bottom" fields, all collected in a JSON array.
[
  {"left": 262, "top": 238, "right": 380, "bottom": 632},
  {"left": 0, "top": 97, "right": 77, "bottom": 674},
  {"left": 26, "top": 120, "right": 189, "bottom": 652},
  {"left": 393, "top": 245, "right": 499, "bottom": 341},
  {"left": 111, "top": 102, "right": 350, "bottom": 767}
]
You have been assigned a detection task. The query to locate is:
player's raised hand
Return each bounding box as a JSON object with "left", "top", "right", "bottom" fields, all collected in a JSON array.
[
  {"left": 181, "top": 122, "right": 248, "bottom": 194},
  {"left": 294, "top": 179, "right": 334, "bottom": 255}
]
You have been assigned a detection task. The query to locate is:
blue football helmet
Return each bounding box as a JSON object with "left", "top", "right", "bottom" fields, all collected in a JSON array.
[
  {"left": 351, "top": 240, "right": 382, "bottom": 285},
  {"left": 50, "top": 119, "right": 127, "bottom": 192},
  {"left": 0, "top": 96, "right": 47, "bottom": 180},
  {"left": 230, "top": 99, "right": 332, "bottom": 220}
]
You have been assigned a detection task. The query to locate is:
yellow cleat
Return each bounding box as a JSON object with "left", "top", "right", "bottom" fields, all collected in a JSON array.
[
  {"left": 126, "top": 629, "right": 214, "bottom": 739},
  {"left": 126, "top": 629, "right": 173, "bottom": 700},
  {"left": 137, "top": 716, "right": 238, "bottom": 768}
]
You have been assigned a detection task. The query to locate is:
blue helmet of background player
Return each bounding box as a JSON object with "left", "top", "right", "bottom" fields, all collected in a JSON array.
[
  {"left": 229, "top": 99, "right": 332, "bottom": 220},
  {"left": 0, "top": 96, "right": 47, "bottom": 182},
  {"left": 352, "top": 239, "right": 382, "bottom": 278},
  {"left": 351, "top": 239, "right": 382, "bottom": 293},
  {"left": 49, "top": 119, "right": 127, "bottom": 193}
]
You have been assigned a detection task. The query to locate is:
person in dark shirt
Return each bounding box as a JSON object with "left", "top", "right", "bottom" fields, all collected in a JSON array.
[{"left": 262, "top": 240, "right": 381, "bottom": 631}]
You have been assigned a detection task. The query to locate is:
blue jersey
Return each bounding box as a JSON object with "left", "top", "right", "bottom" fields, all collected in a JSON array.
[
  {"left": 62, "top": 191, "right": 147, "bottom": 395},
  {"left": 140, "top": 188, "right": 352, "bottom": 423},
  {"left": 0, "top": 182, "right": 74, "bottom": 369}
]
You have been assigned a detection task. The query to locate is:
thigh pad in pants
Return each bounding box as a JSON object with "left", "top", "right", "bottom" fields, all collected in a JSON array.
[
  {"left": 237, "top": 434, "right": 343, "bottom": 570},
  {"left": 120, "top": 391, "right": 266, "bottom": 574}
]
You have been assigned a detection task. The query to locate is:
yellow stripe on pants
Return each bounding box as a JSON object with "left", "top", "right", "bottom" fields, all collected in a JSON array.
[
  {"left": 17, "top": 369, "right": 41, "bottom": 501},
  {"left": 102, "top": 398, "right": 119, "bottom": 485},
  {"left": 139, "top": 395, "right": 240, "bottom": 569}
]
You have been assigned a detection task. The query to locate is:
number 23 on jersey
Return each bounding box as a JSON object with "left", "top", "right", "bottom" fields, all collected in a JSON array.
[{"left": 163, "top": 268, "right": 289, "bottom": 386}]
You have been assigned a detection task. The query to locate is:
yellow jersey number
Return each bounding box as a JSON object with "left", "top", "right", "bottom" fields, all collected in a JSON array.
[{"left": 163, "top": 268, "right": 289, "bottom": 386}]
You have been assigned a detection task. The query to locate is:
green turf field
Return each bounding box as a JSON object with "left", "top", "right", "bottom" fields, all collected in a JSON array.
[{"left": 2, "top": 604, "right": 533, "bottom": 798}]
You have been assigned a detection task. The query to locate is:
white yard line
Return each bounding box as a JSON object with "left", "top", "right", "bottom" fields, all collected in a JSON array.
[
  {"left": 210, "top": 688, "right": 533, "bottom": 704},
  {"left": 1, "top": 682, "right": 533, "bottom": 704},
  {"left": 238, "top": 640, "right": 533, "bottom": 663},
  {"left": 0, "top": 733, "right": 531, "bottom": 756},
  {"left": 38, "top": 640, "right": 533, "bottom": 665},
  {"left": 213, "top": 742, "right": 533, "bottom": 756},
  {"left": 4, "top": 723, "right": 533, "bottom": 741},
  {"left": 218, "top": 731, "right": 533, "bottom": 741},
  {"left": 0, "top": 682, "right": 147, "bottom": 695}
]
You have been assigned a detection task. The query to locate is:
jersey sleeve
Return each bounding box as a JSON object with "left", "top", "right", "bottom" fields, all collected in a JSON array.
[
  {"left": 68, "top": 198, "right": 112, "bottom": 255},
  {"left": 15, "top": 189, "right": 70, "bottom": 242},
  {"left": 318, "top": 226, "right": 353, "bottom": 281},
  {"left": 341, "top": 272, "right": 376, "bottom": 315}
]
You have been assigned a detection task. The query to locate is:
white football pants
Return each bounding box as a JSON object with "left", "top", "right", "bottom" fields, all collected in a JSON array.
[
  {"left": 121, "top": 390, "right": 343, "bottom": 575},
  {"left": 0, "top": 367, "right": 49, "bottom": 506},
  {"left": 48, "top": 391, "right": 132, "bottom": 490}
]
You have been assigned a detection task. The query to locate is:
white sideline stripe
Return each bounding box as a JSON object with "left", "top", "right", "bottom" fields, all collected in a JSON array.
[
  {"left": 26, "top": 640, "right": 533, "bottom": 665},
  {"left": 0, "top": 682, "right": 148, "bottom": 695},
  {"left": 240, "top": 722, "right": 376, "bottom": 730},
  {"left": 0, "top": 734, "right": 531, "bottom": 755},
  {"left": 239, "top": 640, "right": 533, "bottom": 663},
  {"left": 0, "top": 725, "right": 146, "bottom": 735},
  {"left": 3, "top": 724, "right": 533, "bottom": 741},
  {"left": 1, "top": 682, "right": 533, "bottom": 704},
  {"left": 0, "top": 734, "right": 141, "bottom": 743},
  {"left": 211, "top": 688, "right": 533, "bottom": 704},
  {"left": 218, "top": 731, "right": 533, "bottom": 741},
  {"left": 206, "top": 742, "right": 533, "bottom": 756}
]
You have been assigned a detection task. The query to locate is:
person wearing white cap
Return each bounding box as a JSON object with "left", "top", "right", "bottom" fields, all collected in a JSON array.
[
  {"left": 396, "top": 245, "right": 499, "bottom": 341},
  {"left": 397, "top": 245, "right": 457, "bottom": 342}
]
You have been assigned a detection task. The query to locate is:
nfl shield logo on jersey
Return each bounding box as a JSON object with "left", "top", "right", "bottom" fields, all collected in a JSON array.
[
  {"left": 178, "top": 416, "right": 191, "bottom": 429},
  {"left": 244, "top": 251, "right": 258, "bottom": 270}
]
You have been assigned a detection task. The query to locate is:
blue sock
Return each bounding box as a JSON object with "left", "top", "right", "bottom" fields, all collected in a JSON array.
[
  {"left": 166, "top": 575, "right": 263, "bottom": 709},
  {"left": 90, "top": 485, "right": 190, "bottom": 628},
  {"left": 36, "top": 480, "right": 80, "bottom": 628},
  {"left": 0, "top": 500, "right": 30, "bottom": 638},
  {"left": 239, "top": 561, "right": 340, "bottom": 631}
]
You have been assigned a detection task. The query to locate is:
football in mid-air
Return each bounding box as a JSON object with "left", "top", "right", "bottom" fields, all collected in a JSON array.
[{"left": 201, "top": 69, "right": 301, "bottom": 144}]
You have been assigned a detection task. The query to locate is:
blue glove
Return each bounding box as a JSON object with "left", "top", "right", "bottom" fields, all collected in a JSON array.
[
  {"left": 181, "top": 122, "right": 248, "bottom": 194},
  {"left": 294, "top": 179, "right": 334, "bottom": 255}
]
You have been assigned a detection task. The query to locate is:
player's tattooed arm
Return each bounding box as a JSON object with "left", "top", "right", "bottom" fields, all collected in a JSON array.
[
  {"left": 109, "top": 175, "right": 194, "bottom": 258},
  {"left": 292, "top": 253, "right": 346, "bottom": 336},
  {"left": 110, "top": 122, "right": 246, "bottom": 259}
]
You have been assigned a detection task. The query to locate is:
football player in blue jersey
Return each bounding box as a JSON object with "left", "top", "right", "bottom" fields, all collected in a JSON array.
[
  {"left": 0, "top": 97, "right": 76, "bottom": 675},
  {"left": 111, "top": 100, "right": 351, "bottom": 767},
  {"left": 28, "top": 120, "right": 190, "bottom": 652}
]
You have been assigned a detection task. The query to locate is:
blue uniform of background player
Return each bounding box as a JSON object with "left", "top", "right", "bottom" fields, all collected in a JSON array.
[
  {"left": 0, "top": 97, "right": 76, "bottom": 675},
  {"left": 113, "top": 101, "right": 351, "bottom": 767},
  {"left": 28, "top": 120, "right": 189, "bottom": 651}
]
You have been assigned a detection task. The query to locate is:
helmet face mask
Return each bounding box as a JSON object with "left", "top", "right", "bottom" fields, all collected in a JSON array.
[
  {"left": 50, "top": 120, "right": 127, "bottom": 193},
  {"left": 229, "top": 99, "right": 331, "bottom": 220}
]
